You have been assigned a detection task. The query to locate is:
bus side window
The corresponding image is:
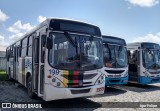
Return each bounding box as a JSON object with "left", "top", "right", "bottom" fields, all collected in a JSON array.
[
  {"left": 28, "top": 36, "right": 33, "bottom": 57},
  {"left": 6, "top": 48, "right": 10, "bottom": 61},
  {"left": 21, "top": 37, "right": 28, "bottom": 57},
  {"left": 10, "top": 46, "right": 13, "bottom": 58},
  {"left": 41, "top": 35, "right": 46, "bottom": 63}
]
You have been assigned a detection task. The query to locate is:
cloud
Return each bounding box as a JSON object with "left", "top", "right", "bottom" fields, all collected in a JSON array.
[
  {"left": 38, "top": 16, "right": 47, "bottom": 23},
  {"left": 7, "top": 20, "right": 35, "bottom": 45},
  {"left": 0, "top": 35, "right": 8, "bottom": 51},
  {"left": 8, "top": 20, "right": 35, "bottom": 33},
  {"left": 0, "top": 10, "right": 9, "bottom": 22},
  {"left": 133, "top": 32, "right": 160, "bottom": 43},
  {"left": 126, "top": 0, "right": 159, "bottom": 7},
  {"left": 9, "top": 33, "right": 24, "bottom": 42}
]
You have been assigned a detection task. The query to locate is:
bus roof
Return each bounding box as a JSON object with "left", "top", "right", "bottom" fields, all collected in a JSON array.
[
  {"left": 127, "top": 42, "right": 159, "bottom": 46},
  {"left": 7, "top": 18, "right": 101, "bottom": 48},
  {"left": 127, "top": 42, "right": 159, "bottom": 50},
  {"left": 102, "top": 35, "right": 126, "bottom": 46}
]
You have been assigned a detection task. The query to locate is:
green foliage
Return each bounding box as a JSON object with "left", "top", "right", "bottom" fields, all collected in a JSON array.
[{"left": 0, "top": 70, "right": 7, "bottom": 81}]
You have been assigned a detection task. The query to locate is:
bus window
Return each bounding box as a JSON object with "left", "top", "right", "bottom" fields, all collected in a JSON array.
[
  {"left": 28, "top": 36, "right": 33, "bottom": 57},
  {"left": 41, "top": 35, "right": 46, "bottom": 63},
  {"left": 21, "top": 37, "right": 28, "bottom": 57}
]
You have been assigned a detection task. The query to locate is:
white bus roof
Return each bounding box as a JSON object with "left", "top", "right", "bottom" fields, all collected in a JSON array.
[
  {"left": 127, "top": 42, "right": 159, "bottom": 50},
  {"left": 7, "top": 18, "right": 99, "bottom": 48}
]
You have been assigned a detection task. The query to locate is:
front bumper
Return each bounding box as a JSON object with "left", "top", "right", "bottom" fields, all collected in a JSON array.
[
  {"left": 43, "top": 83, "right": 105, "bottom": 101},
  {"left": 139, "top": 76, "right": 160, "bottom": 85},
  {"left": 105, "top": 76, "right": 128, "bottom": 86}
]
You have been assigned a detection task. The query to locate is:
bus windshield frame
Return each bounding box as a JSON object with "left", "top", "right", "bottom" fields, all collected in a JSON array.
[
  {"left": 103, "top": 43, "right": 128, "bottom": 68},
  {"left": 48, "top": 31, "right": 103, "bottom": 71},
  {"left": 142, "top": 49, "right": 160, "bottom": 69}
]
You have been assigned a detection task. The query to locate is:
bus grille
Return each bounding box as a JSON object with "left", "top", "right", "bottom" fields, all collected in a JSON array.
[
  {"left": 149, "top": 71, "right": 160, "bottom": 74},
  {"left": 61, "top": 70, "right": 94, "bottom": 88},
  {"left": 107, "top": 74, "right": 121, "bottom": 78},
  {"left": 105, "top": 70, "right": 125, "bottom": 74},
  {"left": 62, "top": 73, "right": 97, "bottom": 80},
  {"left": 83, "top": 73, "right": 97, "bottom": 80},
  {"left": 110, "top": 80, "right": 120, "bottom": 83},
  {"left": 71, "top": 89, "right": 91, "bottom": 94}
]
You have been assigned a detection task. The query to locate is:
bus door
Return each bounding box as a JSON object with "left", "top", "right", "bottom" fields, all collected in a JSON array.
[
  {"left": 33, "top": 32, "right": 46, "bottom": 97},
  {"left": 16, "top": 43, "right": 20, "bottom": 81},
  {"left": 128, "top": 50, "right": 140, "bottom": 83},
  {"left": 13, "top": 45, "right": 17, "bottom": 80}
]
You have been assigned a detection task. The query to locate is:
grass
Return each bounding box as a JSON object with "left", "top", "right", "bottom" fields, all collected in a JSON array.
[{"left": 0, "top": 70, "right": 7, "bottom": 81}]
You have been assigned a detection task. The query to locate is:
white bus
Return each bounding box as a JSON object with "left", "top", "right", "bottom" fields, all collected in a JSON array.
[
  {"left": 6, "top": 18, "right": 105, "bottom": 101},
  {"left": 101, "top": 36, "right": 128, "bottom": 85},
  {"left": 127, "top": 42, "right": 160, "bottom": 84}
]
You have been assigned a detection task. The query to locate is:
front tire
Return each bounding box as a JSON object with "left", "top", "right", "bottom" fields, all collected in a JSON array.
[
  {"left": 7, "top": 68, "right": 12, "bottom": 80},
  {"left": 27, "top": 76, "right": 36, "bottom": 99}
]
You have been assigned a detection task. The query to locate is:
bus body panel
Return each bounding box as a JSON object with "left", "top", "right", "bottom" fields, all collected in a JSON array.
[
  {"left": 43, "top": 83, "right": 104, "bottom": 101},
  {"left": 18, "top": 58, "right": 24, "bottom": 84},
  {"left": 42, "top": 62, "right": 105, "bottom": 101}
]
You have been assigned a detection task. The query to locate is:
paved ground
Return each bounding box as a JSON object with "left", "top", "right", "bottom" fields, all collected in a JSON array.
[{"left": 1, "top": 81, "right": 160, "bottom": 111}]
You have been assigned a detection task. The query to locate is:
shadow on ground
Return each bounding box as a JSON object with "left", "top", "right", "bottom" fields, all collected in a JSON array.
[
  {"left": 113, "top": 83, "right": 160, "bottom": 93},
  {"left": 0, "top": 81, "right": 102, "bottom": 110}
]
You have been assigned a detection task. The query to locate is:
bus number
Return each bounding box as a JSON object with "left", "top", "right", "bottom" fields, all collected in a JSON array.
[{"left": 49, "top": 69, "right": 60, "bottom": 75}]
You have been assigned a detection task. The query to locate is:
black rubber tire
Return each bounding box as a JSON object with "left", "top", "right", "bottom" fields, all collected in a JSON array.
[
  {"left": 27, "top": 76, "right": 36, "bottom": 99},
  {"left": 7, "top": 68, "right": 12, "bottom": 81}
]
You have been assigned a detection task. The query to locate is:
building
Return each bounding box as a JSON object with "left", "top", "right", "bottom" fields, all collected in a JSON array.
[{"left": 0, "top": 51, "right": 6, "bottom": 70}]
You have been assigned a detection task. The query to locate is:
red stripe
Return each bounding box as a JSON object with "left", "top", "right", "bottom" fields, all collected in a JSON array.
[
  {"left": 73, "top": 71, "right": 79, "bottom": 87},
  {"left": 74, "top": 71, "right": 79, "bottom": 76},
  {"left": 73, "top": 80, "right": 78, "bottom": 83},
  {"left": 74, "top": 71, "right": 79, "bottom": 80}
]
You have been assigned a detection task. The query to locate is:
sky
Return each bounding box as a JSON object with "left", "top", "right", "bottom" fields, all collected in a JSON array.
[{"left": 0, "top": 0, "right": 160, "bottom": 51}]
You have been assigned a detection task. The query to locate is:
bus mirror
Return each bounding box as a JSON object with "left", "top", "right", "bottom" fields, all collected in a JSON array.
[{"left": 47, "top": 37, "right": 53, "bottom": 49}]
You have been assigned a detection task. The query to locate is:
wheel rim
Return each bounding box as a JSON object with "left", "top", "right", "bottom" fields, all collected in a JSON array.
[{"left": 28, "top": 81, "right": 32, "bottom": 95}]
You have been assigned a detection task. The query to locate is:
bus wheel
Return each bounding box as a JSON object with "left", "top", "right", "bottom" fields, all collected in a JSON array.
[
  {"left": 7, "top": 68, "right": 11, "bottom": 80},
  {"left": 27, "top": 76, "right": 36, "bottom": 99}
]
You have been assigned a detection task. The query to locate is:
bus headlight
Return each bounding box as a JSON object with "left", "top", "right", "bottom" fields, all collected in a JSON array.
[
  {"left": 51, "top": 77, "right": 64, "bottom": 88},
  {"left": 123, "top": 70, "right": 128, "bottom": 77},
  {"left": 144, "top": 71, "right": 150, "bottom": 77},
  {"left": 95, "top": 74, "right": 105, "bottom": 85}
]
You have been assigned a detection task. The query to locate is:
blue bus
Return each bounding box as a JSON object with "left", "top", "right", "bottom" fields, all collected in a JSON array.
[
  {"left": 101, "top": 36, "right": 128, "bottom": 86},
  {"left": 127, "top": 42, "right": 160, "bottom": 85}
]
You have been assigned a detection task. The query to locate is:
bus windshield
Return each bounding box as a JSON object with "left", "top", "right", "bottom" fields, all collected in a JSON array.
[
  {"left": 48, "top": 32, "right": 103, "bottom": 71},
  {"left": 142, "top": 49, "right": 160, "bottom": 69},
  {"left": 103, "top": 43, "right": 127, "bottom": 68}
]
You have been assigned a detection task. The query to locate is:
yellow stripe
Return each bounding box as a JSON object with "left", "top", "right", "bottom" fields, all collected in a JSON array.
[
  {"left": 63, "top": 70, "right": 69, "bottom": 75},
  {"left": 63, "top": 70, "right": 68, "bottom": 87}
]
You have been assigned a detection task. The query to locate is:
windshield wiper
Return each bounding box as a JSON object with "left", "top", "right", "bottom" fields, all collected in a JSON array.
[
  {"left": 105, "top": 43, "right": 112, "bottom": 61},
  {"left": 86, "top": 35, "right": 94, "bottom": 50},
  {"left": 64, "top": 32, "right": 78, "bottom": 48}
]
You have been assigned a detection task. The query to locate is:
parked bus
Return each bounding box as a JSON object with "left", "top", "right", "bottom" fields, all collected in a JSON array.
[
  {"left": 6, "top": 18, "right": 105, "bottom": 101},
  {"left": 101, "top": 36, "right": 128, "bottom": 85},
  {"left": 127, "top": 42, "right": 160, "bottom": 84}
]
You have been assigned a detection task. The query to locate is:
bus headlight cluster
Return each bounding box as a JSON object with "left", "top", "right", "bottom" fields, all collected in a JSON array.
[
  {"left": 123, "top": 70, "right": 128, "bottom": 77},
  {"left": 51, "top": 77, "right": 64, "bottom": 88},
  {"left": 95, "top": 74, "right": 105, "bottom": 85},
  {"left": 143, "top": 71, "right": 150, "bottom": 77}
]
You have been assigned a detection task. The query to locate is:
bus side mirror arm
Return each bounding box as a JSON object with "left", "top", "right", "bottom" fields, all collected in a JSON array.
[{"left": 47, "top": 37, "right": 53, "bottom": 49}]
